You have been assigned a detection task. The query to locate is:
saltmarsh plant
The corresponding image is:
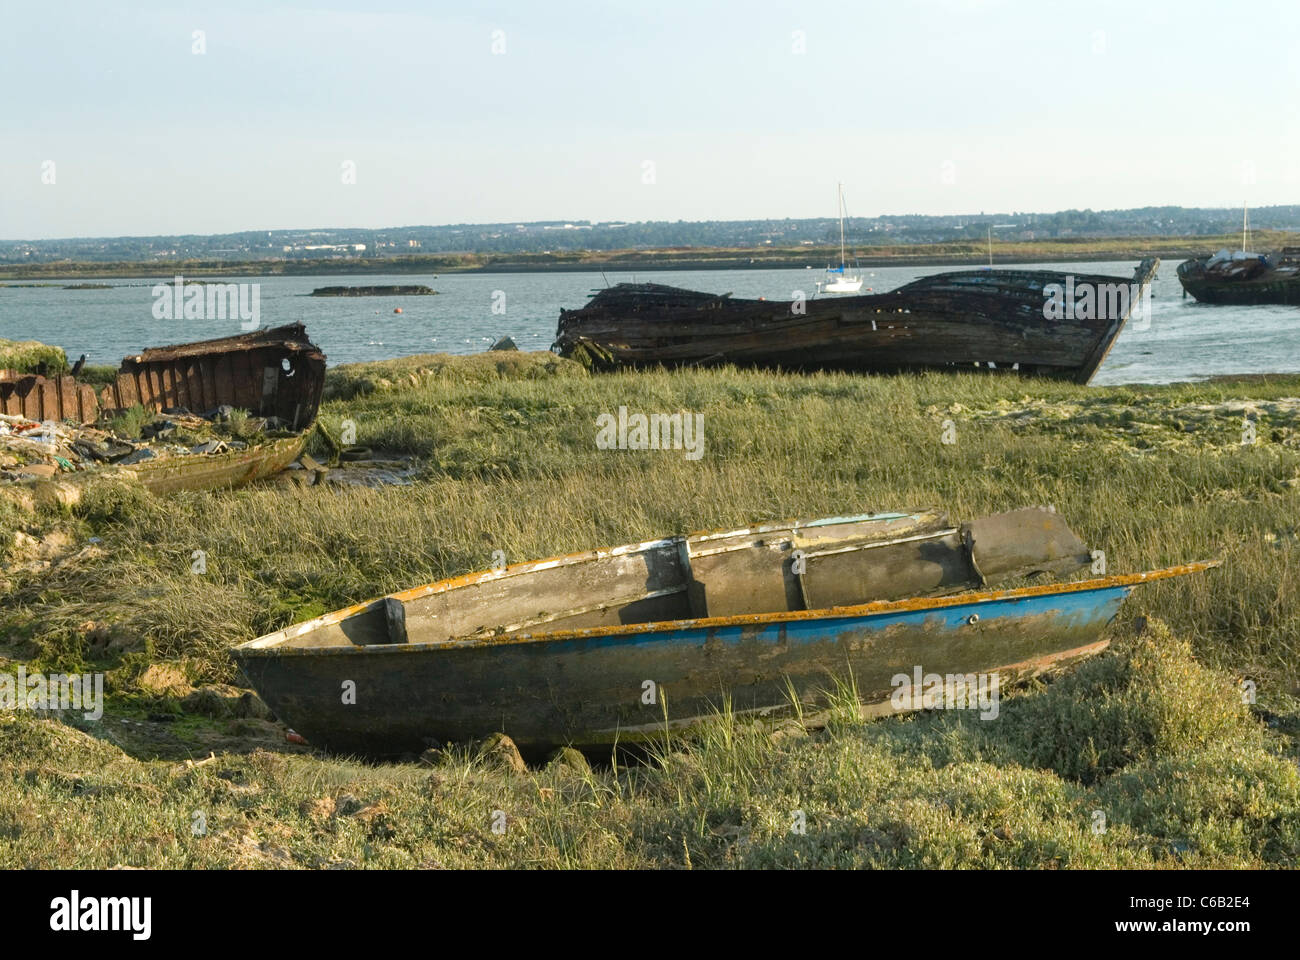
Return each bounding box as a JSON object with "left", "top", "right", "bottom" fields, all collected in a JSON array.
[
  {"left": 1, "top": 354, "right": 1298, "bottom": 868},
  {"left": 0, "top": 337, "right": 67, "bottom": 375},
  {"left": 10, "top": 360, "right": 1297, "bottom": 688},
  {"left": 3, "top": 618, "right": 1294, "bottom": 868},
  {"left": 106, "top": 403, "right": 151, "bottom": 440}
]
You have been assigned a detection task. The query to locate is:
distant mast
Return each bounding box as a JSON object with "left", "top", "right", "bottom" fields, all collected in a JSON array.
[
  {"left": 838, "top": 182, "right": 848, "bottom": 270},
  {"left": 818, "top": 183, "right": 864, "bottom": 293}
]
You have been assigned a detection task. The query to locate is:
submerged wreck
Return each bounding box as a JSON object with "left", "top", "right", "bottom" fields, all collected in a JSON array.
[
  {"left": 1176, "top": 247, "right": 1300, "bottom": 305},
  {"left": 553, "top": 260, "right": 1159, "bottom": 384},
  {"left": 233, "top": 506, "right": 1215, "bottom": 755},
  {"left": 0, "top": 324, "right": 326, "bottom": 497}
]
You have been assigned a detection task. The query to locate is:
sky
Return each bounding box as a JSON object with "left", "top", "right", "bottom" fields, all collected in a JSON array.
[{"left": 2, "top": 0, "right": 1297, "bottom": 239}]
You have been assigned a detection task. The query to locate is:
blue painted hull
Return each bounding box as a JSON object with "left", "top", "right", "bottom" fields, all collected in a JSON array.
[{"left": 235, "top": 581, "right": 1134, "bottom": 756}]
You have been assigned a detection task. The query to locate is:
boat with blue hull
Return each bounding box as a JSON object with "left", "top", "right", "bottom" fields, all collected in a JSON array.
[{"left": 232, "top": 508, "right": 1215, "bottom": 755}]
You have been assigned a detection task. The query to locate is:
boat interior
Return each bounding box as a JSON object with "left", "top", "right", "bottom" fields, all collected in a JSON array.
[{"left": 247, "top": 507, "right": 1092, "bottom": 651}]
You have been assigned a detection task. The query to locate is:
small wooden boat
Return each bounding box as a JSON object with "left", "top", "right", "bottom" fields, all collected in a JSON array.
[
  {"left": 1176, "top": 247, "right": 1300, "bottom": 305},
  {"left": 232, "top": 507, "right": 1215, "bottom": 755},
  {"left": 100, "top": 433, "right": 309, "bottom": 496},
  {"left": 553, "top": 260, "right": 1159, "bottom": 385}
]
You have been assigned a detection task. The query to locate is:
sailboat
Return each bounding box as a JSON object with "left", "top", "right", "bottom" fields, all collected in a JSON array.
[
  {"left": 1176, "top": 201, "right": 1300, "bottom": 305},
  {"left": 818, "top": 183, "right": 864, "bottom": 294}
]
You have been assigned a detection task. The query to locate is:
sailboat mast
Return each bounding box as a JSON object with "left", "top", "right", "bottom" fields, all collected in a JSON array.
[{"left": 838, "top": 183, "right": 847, "bottom": 268}]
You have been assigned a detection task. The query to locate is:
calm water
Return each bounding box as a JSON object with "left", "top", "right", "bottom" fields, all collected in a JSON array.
[{"left": 2, "top": 261, "right": 1296, "bottom": 385}]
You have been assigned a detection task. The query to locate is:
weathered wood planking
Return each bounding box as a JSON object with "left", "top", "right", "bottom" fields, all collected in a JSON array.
[{"left": 554, "top": 260, "right": 1159, "bottom": 384}]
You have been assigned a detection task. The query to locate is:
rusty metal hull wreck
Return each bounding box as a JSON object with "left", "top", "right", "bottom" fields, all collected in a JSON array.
[
  {"left": 2, "top": 324, "right": 325, "bottom": 496},
  {"left": 232, "top": 507, "right": 1215, "bottom": 755},
  {"left": 0, "top": 323, "right": 326, "bottom": 427},
  {"left": 553, "top": 260, "right": 1158, "bottom": 385}
]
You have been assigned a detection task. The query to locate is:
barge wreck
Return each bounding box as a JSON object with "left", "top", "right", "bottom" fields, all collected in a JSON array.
[
  {"left": 0, "top": 324, "right": 326, "bottom": 497},
  {"left": 553, "top": 259, "right": 1159, "bottom": 384}
]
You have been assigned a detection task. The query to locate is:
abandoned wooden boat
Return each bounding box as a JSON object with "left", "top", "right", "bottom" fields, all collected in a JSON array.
[
  {"left": 553, "top": 259, "right": 1158, "bottom": 385},
  {"left": 1, "top": 324, "right": 326, "bottom": 496},
  {"left": 1176, "top": 248, "right": 1300, "bottom": 305},
  {"left": 232, "top": 506, "right": 1215, "bottom": 755}
]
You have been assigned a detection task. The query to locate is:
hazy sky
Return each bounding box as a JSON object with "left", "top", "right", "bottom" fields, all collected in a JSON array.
[{"left": 3, "top": 0, "right": 1297, "bottom": 239}]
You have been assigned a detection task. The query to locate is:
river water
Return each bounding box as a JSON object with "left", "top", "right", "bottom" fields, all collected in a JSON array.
[{"left": 2, "top": 260, "right": 1296, "bottom": 385}]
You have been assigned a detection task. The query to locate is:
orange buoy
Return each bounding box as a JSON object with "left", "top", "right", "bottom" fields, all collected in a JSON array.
[{"left": 394, "top": 307, "right": 403, "bottom": 314}]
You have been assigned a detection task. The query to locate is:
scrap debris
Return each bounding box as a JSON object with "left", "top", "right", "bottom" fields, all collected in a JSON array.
[{"left": 0, "top": 407, "right": 294, "bottom": 483}]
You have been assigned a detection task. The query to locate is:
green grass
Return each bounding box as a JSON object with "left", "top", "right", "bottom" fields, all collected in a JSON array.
[
  {"left": 0, "top": 337, "right": 67, "bottom": 375},
  {"left": 2, "top": 353, "right": 1299, "bottom": 867}
]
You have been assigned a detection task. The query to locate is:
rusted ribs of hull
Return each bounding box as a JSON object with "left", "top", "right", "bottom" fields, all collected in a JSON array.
[
  {"left": 553, "top": 259, "right": 1159, "bottom": 385},
  {"left": 0, "top": 324, "right": 327, "bottom": 428}
]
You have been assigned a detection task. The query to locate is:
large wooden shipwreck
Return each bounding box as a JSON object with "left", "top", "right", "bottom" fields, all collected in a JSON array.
[{"left": 553, "top": 260, "right": 1159, "bottom": 384}]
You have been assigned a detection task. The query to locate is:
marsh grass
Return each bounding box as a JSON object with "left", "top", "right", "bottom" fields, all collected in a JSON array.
[
  {"left": 105, "top": 404, "right": 151, "bottom": 441},
  {"left": 0, "top": 338, "right": 67, "bottom": 375},
  {"left": 1, "top": 624, "right": 1295, "bottom": 868},
  {"left": 2, "top": 353, "right": 1299, "bottom": 867}
]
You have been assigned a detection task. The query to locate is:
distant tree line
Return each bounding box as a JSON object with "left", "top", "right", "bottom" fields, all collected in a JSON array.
[{"left": 4, "top": 205, "right": 1298, "bottom": 264}]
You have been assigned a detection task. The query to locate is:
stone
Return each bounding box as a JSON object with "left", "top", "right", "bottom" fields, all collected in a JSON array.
[
  {"left": 14, "top": 462, "right": 57, "bottom": 479},
  {"left": 474, "top": 732, "right": 527, "bottom": 774},
  {"left": 118, "top": 448, "right": 156, "bottom": 466},
  {"left": 545, "top": 746, "right": 591, "bottom": 775},
  {"left": 72, "top": 439, "right": 110, "bottom": 462},
  {"left": 31, "top": 480, "right": 83, "bottom": 511},
  {"left": 236, "top": 691, "right": 273, "bottom": 720},
  {"left": 141, "top": 421, "right": 175, "bottom": 441},
  {"left": 333, "top": 793, "right": 362, "bottom": 816},
  {"left": 77, "top": 620, "right": 111, "bottom": 647}
]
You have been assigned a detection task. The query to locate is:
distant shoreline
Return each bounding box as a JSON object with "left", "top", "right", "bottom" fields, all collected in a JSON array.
[{"left": 0, "top": 232, "right": 1292, "bottom": 281}]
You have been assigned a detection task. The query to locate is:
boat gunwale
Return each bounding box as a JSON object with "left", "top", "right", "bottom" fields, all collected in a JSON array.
[
  {"left": 232, "top": 559, "right": 1218, "bottom": 658},
  {"left": 233, "top": 511, "right": 931, "bottom": 650}
]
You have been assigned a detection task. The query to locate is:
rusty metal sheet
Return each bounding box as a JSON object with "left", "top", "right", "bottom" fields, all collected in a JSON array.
[{"left": 0, "top": 324, "right": 326, "bottom": 427}]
